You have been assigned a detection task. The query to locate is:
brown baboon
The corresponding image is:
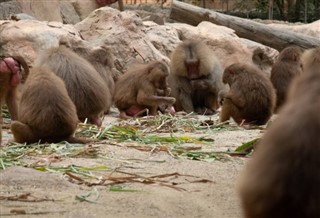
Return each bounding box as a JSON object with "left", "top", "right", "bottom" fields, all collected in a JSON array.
[
  {"left": 169, "top": 39, "right": 226, "bottom": 115},
  {"left": 301, "top": 46, "right": 320, "bottom": 72},
  {"left": 0, "top": 56, "right": 29, "bottom": 145},
  {"left": 114, "top": 61, "right": 175, "bottom": 119},
  {"left": 35, "top": 45, "right": 110, "bottom": 127},
  {"left": 238, "top": 67, "right": 320, "bottom": 218},
  {"left": 71, "top": 43, "right": 116, "bottom": 114},
  {"left": 270, "top": 46, "right": 303, "bottom": 111},
  {"left": 11, "top": 66, "right": 89, "bottom": 144},
  {"left": 219, "top": 63, "right": 276, "bottom": 125}
]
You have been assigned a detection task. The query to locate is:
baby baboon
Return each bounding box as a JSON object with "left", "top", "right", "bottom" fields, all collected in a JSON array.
[
  {"left": 219, "top": 63, "right": 276, "bottom": 125},
  {"left": 35, "top": 45, "right": 110, "bottom": 126},
  {"left": 301, "top": 46, "right": 320, "bottom": 72},
  {"left": 0, "top": 55, "right": 29, "bottom": 145},
  {"left": 271, "top": 46, "right": 303, "bottom": 111},
  {"left": 114, "top": 61, "right": 175, "bottom": 118},
  {"left": 169, "top": 39, "right": 226, "bottom": 115},
  {"left": 11, "top": 66, "right": 89, "bottom": 144},
  {"left": 238, "top": 67, "right": 320, "bottom": 218}
]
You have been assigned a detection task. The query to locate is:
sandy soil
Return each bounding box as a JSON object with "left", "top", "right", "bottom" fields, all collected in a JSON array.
[{"left": 0, "top": 111, "right": 262, "bottom": 218}]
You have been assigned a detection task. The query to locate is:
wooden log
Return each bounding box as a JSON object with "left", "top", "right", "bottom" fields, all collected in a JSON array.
[{"left": 170, "top": 0, "right": 320, "bottom": 51}]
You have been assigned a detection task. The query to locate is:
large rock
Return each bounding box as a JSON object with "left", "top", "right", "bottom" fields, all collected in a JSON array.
[
  {"left": 72, "top": 0, "right": 100, "bottom": 20},
  {"left": 0, "top": 20, "right": 81, "bottom": 65},
  {"left": 1, "top": 0, "right": 81, "bottom": 24},
  {"left": 59, "top": 1, "right": 81, "bottom": 24},
  {"left": 75, "top": 7, "right": 180, "bottom": 71},
  {"left": 0, "top": 6, "right": 281, "bottom": 76},
  {"left": 17, "top": 0, "right": 63, "bottom": 22}
]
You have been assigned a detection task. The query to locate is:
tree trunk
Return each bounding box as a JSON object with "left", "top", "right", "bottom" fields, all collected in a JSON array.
[
  {"left": 269, "top": 0, "right": 274, "bottom": 19},
  {"left": 304, "top": 0, "right": 307, "bottom": 23},
  {"left": 202, "top": 0, "right": 206, "bottom": 8},
  {"left": 315, "top": 0, "right": 320, "bottom": 19},
  {"left": 294, "top": 0, "right": 301, "bottom": 21},
  {"left": 170, "top": 0, "right": 320, "bottom": 51},
  {"left": 275, "top": 0, "right": 286, "bottom": 20}
]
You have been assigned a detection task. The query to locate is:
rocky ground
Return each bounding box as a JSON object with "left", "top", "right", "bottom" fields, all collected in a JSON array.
[{"left": 0, "top": 108, "right": 262, "bottom": 218}]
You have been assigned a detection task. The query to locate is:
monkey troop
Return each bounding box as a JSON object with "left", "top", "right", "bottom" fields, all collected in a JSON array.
[{"left": 1, "top": 37, "right": 319, "bottom": 146}]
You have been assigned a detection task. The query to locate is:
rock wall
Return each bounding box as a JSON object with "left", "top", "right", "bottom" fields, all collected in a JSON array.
[{"left": 0, "top": 7, "right": 288, "bottom": 76}]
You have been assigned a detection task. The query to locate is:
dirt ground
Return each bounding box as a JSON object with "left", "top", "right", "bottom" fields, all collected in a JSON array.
[{"left": 0, "top": 110, "right": 262, "bottom": 218}]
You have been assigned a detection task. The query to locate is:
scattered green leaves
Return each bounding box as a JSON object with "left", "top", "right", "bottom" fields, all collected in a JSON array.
[
  {"left": 0, "top": 142, "right": 101, "bottom": 170},
  {"left": 77, "top": 124, "right": 214, "bottom": 145}
]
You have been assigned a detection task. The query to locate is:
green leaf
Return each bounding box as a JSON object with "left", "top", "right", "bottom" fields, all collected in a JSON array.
[{"left": 109, "top": 185, "right": 140, "bottom": 192}]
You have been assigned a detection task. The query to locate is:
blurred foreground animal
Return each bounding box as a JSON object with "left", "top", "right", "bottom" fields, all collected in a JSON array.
[{"left": 238, "top": 66, "right": 320, "bottom": 218}]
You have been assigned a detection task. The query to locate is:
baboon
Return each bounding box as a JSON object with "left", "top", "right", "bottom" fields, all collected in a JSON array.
[
  {"left": 11, "top": 66, "right": 89, "bottom": 144},
  {"left": 219, "top": 63, "right": 276, "bottom": 125},
  {"left": 251, "top": 47, "right": 275, "bottom": 73},
  {"left": 35, "top": 45, "right": 110, "bottom": 127},
  {"left": 114, "top": 61, "right": 176, "bottom": 119},
  {"left": 0, "top": 56, "right": 29, "bottom": 145},
  {"left": 70, "top": 43, "right": 116, "bottom": 114},
  {"left": 238, "top": 67, "right": 320, "bottom": 218},
  {"left": 169, "top": 39, "right": 226, "bottom": 115},
  {"left": 301, "top": 46, "right": 320, "bottom": 72},
  {"left": 270, "top": 46, "right": 303, "bottom": 111}
]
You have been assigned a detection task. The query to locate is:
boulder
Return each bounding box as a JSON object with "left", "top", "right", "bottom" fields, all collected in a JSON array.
[
  {"left": 0, "top": 20, "right": 81, "bottom": 66},
  {"left": 75, "top": 7, "right": 179, "bottom": 72},
  {"left": 0, "top": 6, "right": 286, "bottom": 76},
  {"left": 17, "top": 0, "right": 63, "bottom": 22}
]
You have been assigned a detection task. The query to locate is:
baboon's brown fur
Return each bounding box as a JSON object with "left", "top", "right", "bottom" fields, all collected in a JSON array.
[
  {"left": 169, "top": 39, "right": 226, "bottom": 115},
  {"left": 114, "top": 61, "right": 175, "bottom": 118},
  {"left": 270, "top": 46, "right": 303, "bottom": 111},
  {"left": 219, "top": 63, "right": 276, "bottom": 125},
  {"left": 11, "top": 66, "right": 89, "bottom": 144}
]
